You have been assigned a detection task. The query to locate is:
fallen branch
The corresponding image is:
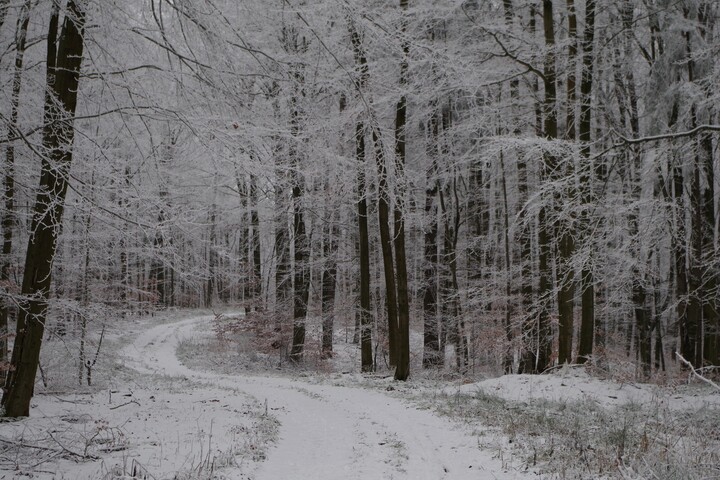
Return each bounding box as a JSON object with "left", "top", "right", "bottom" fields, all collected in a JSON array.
[
  {"left": 676, "top": 353, "right": 720, "bottom": 392},
  {"left": 0, "top": 436, "right": 58, "bottom": 453},
  {"left": 0, "top": 435, "right": 97, "bottom": 461},
  {"left": 109, "top": 399, "right": 140, "bottom": 410},
  {"left": 47, "top": 431, "right": 98, "bottom": 460}
]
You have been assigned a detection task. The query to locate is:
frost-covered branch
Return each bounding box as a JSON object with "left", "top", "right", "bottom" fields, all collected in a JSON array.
[
  {"left": 676, "top": 353, "right": 720, "bottom": 392},
  {"left": 615, "top": 125, "right": 720, "bottom": 145}
]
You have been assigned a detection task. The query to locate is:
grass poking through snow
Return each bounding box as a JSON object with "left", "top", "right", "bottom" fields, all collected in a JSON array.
[{"left": 413, "top": 385, "right": 719, "bottom": 479}]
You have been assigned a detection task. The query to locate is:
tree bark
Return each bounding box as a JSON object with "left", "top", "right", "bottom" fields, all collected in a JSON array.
[
  {"left": 1, "top": 0, "right": 32, "bottom": 382},
  {"left": 3, "top": 0, "right": 87, "bottom": 418},
  {"left": 356, "top": 122, "right": 374, "bottom": 372},
  {"left": 499, "top": 153, "right": 514, "bottom": 373},
  {"left": 289, "top": 174, "right": 309, "bottom": 361},
  {"left": 392, "top": 0, "right": 411, "bottom": 381},
  {"left": 206, "top": 208, "right": 216, "bottom": 308},
  {"left": 321, "top": 210, "right": 338, "bottom": 358},
  {"left": 422, "top": 113, "right": 441, "bottom": 368},
  {"left": 534, "top": 0, "right": 558, "bottom": 373},
  {"left": 517, "top": 2, "right": 541, "bottom": 374},
  {"left": 289, "top": 41, "right": 309, "bottom": 362},
  {"left": 349, "top": 23, "right": 374, "bottom": 372},
  {"left": 576, "top": 0, "right": 597, "bottom": 363},
  {"left": 250, "top": 175, "right": 262, "bottom": 303},
  {"left": 373, "top": 128, "right": 399, "bottom": 368}
]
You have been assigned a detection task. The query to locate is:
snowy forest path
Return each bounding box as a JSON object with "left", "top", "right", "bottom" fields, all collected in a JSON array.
[{"left": 120, "top": 314, "right": 533, "bottom": 479}]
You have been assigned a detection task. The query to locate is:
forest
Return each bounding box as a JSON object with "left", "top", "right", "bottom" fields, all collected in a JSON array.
[{"left": 0, "top": 0, "right": 719, "bottom": 420}]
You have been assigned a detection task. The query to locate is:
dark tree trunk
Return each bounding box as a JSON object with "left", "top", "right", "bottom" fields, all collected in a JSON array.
[
  {"left": 555, "top": 0, "right": 597, "bottom": 366},
  {"left": 349, "top": 23, "right": 374, "bottom": 372},
  {"left": 674, "top": 152, "right": 691, "bottom": 363},
  {"left": 634, "top": 276, "right": 652, "bottom": 378},
  {"left": 3, "top": 0, "right": 87, "bottom": 418},
  {"left": 392, "top": 0, "right": 411, "bottom": 381},
  {"left": 373, "top": 128, "right": 399, "bottom": 368},
  {"left": 498, "top": 1, "right": 520, "bottom": 373},
  {"left": 556, "top": 233, "right": 575, "bottom": 365},
  {"left": 151, "top": 233, "right": 166, "bottom": 306},
  {"left": 687, "top": 107, "right": 704, "bottom": 367},
  {"left": 289, "top": 179, "right": 309, "bottom": 361},
  {"left": 321, "top": 219, "right": 338, "bottom": 358},
  {"left": 206, "top": 208, "right": 217, "bottom": 308},
  {"left": 532, "top": 0, "right": 559, "bottom": 373},
  {"left": 499, "top": 153, "right": 514, "bottom": 373},
  {"left": 517, "top": 4, "right": 540, "bottom": 374},
  {"left": 275, "top": 194, "right": 291, "bottom": 314},
  {"left": 565, "top": 0, "right": 577, "bottom": 141},
  {"left": 356, "top": 123, "right": 374, "bottom": 372},
  {"left": 422, "top": 116, "right": 440, "bottom": 368},
  {"left": 289, "top": 51, "right": 309, "bottom": 362},
  {"left": 700, "top": 125, "right": 717, "bottom": 365},
  {"left": 237, "top": 174, "right": 250, "bottom": 302},
  {"left": 438, "top": 107, "right": 466, "bottom": 372},
  {"left": 576, "top": 0, "right": 598, "bottom": 363},
  {"left": 1, "top": 0, "right": 32, "bottom": 382},
  {"left": 250, "top": 175, "right": 262, "bottom": 303},
  {"left": 441, "top": 193, "right": 467, "bottom": 371}
]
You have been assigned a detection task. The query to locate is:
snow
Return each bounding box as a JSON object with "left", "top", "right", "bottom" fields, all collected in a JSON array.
[
  {"left": 449, "top": 367, "right": 720, "bottom": 412},
  {"left": 2, "top": 312, "right": 718, "bottom": 479},
  {"left": 120, "top": 314, "right": 533, "bottom": 479}
]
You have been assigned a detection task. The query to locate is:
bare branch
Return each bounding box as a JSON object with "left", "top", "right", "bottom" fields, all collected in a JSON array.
[
  {"left": 676, "top": 353, "right": 720, "bottom": 392},
  {"left": 615, "top": 125, "right": 720, "bottom": 145}
]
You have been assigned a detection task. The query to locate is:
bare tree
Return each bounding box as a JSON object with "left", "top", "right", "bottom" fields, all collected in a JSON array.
[{"left": 3, "top": 0, "right": 88, "bottom": 417}]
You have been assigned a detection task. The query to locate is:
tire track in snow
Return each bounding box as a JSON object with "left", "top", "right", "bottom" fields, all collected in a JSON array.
[{"left": 121, "top": 315, "right": 536, "bottom": 479}]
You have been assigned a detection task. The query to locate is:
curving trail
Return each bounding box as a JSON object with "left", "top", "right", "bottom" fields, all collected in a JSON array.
[{"left": 121, "top": 315, "right": 534, "bottom": 480}]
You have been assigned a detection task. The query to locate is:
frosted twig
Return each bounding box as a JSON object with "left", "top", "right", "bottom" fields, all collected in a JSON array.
[
  {"left": 676, "top": 353, "right": 720, "bottom": 392},
  {"left": 109, "top": 399, "right": 140, "bottom": 410},
  {"left": 47, "top": 431, "right": 98, "bottom": 460}
]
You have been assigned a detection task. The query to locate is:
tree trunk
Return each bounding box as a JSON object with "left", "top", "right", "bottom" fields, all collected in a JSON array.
[
  {"left": 392, "top": 0, "right": 411, "bottom": 381},
  {"left": 422, "top": 115, "right": 440, "bottom": 368},
  {"left": 2, "top": 0, "right": 87, "bottom": 418},
  {"left": 206, "top": 208, "right": 217, "bottom": 308},
  {"left": 556, "top": 0, "right": 582, "bottom": 366},
  {"left": 250, "top": 175, "right": 262, "bottom": 303},
  {"left": 349, "top": 23, "right": 374, "bottom": 372},
  {"left": 700, "top": 124, "right": 718, "bottom": 365},
  {"left": 499, "top": 153, "right": 514, "bottom": 373},
  {"left": 321, "top": 216, "right": 338, "bottom": 358},
  {"left": 533, "top": 0, "right": 558, "bottom": 373},
  {"left": 275, "top": 191, "right": 291, "bottom": 315},
  {"left": 442, "top": 186, "right": 467, "bottom": 371},
  {"left": 289, "top": 51, "right": 309, "bottom": 362},
  {"left": 517, "top": 3, "right": 541, "bottom": 374},
  {"left": 289, "top": 178, "right": 309, "bottom": 361},
  {"left": 356, "top": 123, "right": 374, "bottom": 372},
  {"left": 237, "top": 174, "right": 250, "bottom": 303},
  {"left": 373, "top": 128, "right": 399, "bottom": 368},
  {"left": 564, "top": 0, "right": 577, "bottom": 139},
  {"left": 576, "top": 0, "right": 597, "bottom": 363},
  {"left": 1, "top": 0, "right": 32, "bottom": 382}
]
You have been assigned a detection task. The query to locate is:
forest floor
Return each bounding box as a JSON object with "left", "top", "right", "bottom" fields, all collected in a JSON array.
[{"left": 1, "top": 310, "right": 718, "bottom": 479}]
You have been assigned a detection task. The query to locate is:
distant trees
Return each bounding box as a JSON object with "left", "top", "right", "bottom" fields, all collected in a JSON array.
[{"left": 1, "top": 0, "right": 719, "bottom": 417}]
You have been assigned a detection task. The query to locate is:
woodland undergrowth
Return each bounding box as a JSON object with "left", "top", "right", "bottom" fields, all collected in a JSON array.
[{"left": 414, "top": 382, "right": 719, "bottom": 480}]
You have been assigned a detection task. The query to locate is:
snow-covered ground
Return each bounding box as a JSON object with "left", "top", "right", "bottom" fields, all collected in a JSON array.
[{"left": 1, "top": 312, "right": 718, "bottom": 479}]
